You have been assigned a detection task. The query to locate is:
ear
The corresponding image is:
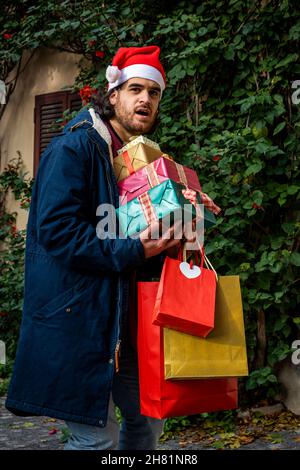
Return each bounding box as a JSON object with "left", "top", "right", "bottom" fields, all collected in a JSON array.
[{"left": 109, "top": 89, "right": 118, "bottom": 106}]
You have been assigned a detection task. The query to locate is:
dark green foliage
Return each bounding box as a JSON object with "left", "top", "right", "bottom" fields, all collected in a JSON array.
[{"left": 0, "top": 156, "right": 32, "bottom": 359}]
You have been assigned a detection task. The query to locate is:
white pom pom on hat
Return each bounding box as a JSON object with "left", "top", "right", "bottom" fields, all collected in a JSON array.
[
  {"left": 106, "top": 65, "right": 121, "bottom": 83},
  {"left": 105, "top": 45, "right": 166, "bottom": 94}
]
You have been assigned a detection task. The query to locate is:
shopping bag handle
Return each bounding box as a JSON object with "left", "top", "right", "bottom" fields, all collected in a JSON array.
[
  {"left": 204, "top": 253, "right": 218, "bottom": 281},
  {"left": 177, "top": 243, "right": 204, "bottom": 268},
  {"left": 178, "top": 242, "right": 218, "bottom": 280},
  {"left": 194, "top": 240, "right": 218, "bottom": 280}
]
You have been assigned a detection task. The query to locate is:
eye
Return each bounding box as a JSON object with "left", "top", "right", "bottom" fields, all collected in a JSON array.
[
  {"left": 150, "top": 90, "right": 159, "bottom": 98},
  {"left": 131, "top": 87, "right": 142, "bottom": 93}
]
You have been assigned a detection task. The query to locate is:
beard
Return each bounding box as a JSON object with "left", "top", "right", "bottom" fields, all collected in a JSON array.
[{"left": 114, "top": 99, "right": 157, "bottom": 135}]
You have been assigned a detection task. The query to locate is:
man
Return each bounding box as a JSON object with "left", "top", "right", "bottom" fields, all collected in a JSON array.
[{"left": 5, "top": 46, "right": 184, "bottom": 450}]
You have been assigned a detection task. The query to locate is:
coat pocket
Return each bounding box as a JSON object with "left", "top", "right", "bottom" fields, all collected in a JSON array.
[{"left": 32, "top": 278, "right": 98, "bottom": 335}]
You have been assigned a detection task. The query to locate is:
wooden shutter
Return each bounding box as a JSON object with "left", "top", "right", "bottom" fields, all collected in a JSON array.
[
  {"left": 34, "top": 91, "right": 82, "bottom": 175},
  {"left": 68, "top": 93, "right": 82, "bottom": 113}
]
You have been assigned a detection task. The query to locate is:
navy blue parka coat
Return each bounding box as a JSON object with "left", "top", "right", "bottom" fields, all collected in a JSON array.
[{"left": 5, "top": 109, "right": 147, "bottom": 427}]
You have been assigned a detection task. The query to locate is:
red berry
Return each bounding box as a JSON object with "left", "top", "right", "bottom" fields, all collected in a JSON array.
[
  {"left": 252, "top": 203, "right": 263, "bottom": 210},
  {"left": 95, "top": 51, "right": 105, "bottom": 59}
]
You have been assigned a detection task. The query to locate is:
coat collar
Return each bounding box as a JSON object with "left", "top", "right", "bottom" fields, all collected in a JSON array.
[{"left": 63, "top": 108, "right": 114, "bottom": 166}]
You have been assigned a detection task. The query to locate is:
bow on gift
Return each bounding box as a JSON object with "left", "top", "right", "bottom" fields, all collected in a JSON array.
[{"left": 182, "top": 188, "right": 221, "bottom": 215}]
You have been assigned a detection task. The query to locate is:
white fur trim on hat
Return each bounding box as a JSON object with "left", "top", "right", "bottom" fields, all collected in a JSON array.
[{"left": 106, "top": 64, "right": 165, "bottom": 93}]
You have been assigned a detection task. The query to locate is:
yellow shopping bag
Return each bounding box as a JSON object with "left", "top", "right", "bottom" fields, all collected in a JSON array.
[{"left": 164, "top": 275, "right": 249, "bottom": 379}]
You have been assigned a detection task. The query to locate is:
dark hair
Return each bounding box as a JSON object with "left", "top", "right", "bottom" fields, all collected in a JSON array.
[
  {"left": 90, "top": 86, "right": 121, "bottom": 120},
  {"left": 90, "top": 85, "right": 160, "bottom": 134}
]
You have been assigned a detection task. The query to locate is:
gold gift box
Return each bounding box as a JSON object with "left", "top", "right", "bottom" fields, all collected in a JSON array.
[
  {"left": 117, "top": 135, "right": 161, "bottom": 154},
  {"left": 114, "top": 135, "right": 163, "bottom": 182}
]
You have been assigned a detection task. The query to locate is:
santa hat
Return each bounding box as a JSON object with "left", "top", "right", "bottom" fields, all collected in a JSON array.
[{"left": 105, "top": 46, "right": 166, "bottom": 94}]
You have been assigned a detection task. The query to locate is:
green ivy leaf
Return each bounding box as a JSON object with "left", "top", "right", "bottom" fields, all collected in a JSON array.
[
  {"left": 275, "top": 53, "right": 299, "bottom": 68},
  {"left": 290, "top": 252, "right": 300, "bottom": 266},
  {"left": 224, "top": 46, "right": 235, "bottom": 60},
  {"left": 287, "top": 185, "right": 299, "bottom": 195},
  {"left": 244, "top": 162, "right": 263, "bottom": 177},
  {"left": 252, "top": 190, "right": 264, "bottom": 205},
  {"left": 273, "top": 122, "right": 286, "bottom": 135}
]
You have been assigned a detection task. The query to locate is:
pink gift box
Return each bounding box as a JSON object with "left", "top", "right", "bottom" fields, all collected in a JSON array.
[{"left": 117, "top": 155, "right": 201, "bottom": 205}]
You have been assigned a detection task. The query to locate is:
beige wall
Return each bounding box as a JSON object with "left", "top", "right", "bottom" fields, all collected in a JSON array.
[{"left": 0, "top": 47, "right": 82, "bottom": 229}]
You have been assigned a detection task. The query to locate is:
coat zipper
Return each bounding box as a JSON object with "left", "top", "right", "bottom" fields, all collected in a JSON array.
[
  {"left": 115, "top": 339, "right": 121, "bottom": 373},
  {"left": 89, "top": 132, "right": 123, "bottom": 373}
]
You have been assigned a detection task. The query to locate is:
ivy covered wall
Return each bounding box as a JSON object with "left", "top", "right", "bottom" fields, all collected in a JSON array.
[{"left": 1, "top": 0, "right": 300, "bottom": 401}]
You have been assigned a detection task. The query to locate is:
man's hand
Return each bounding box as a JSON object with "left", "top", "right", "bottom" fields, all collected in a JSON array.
[
  {"left": 164, "top": 244, "right": 181, "bottom": 259},
  {"left": 139, "top": 219, "right": 181, "bottom": 259},
  {"left": 139, "top": 218, "right": 196, "bottom": 259}
]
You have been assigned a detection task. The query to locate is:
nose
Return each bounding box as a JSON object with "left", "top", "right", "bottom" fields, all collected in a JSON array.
[{"left": 138, "top": 89, "right": 151, "bottom": 104}]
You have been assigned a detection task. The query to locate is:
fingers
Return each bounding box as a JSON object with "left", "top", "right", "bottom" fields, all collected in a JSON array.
[
  {"left": 139, "top": 218, "right": 161, "bottom": 240},
  {"left": 140, "top": 212, "right": 198, "bottom": 255},
  {"left": 161, "top": 218, "right": 183, "bottom": 241},
  {"left": 140, "top": 218, "right": 198, "bottom": 244},
  {"left": 165, "top": 238, "right": 181, "bottom": 250},
  {"left": 183, "top": 228, "right": 197, "bottom": 243},
  {"left": 143, "top": 218, "right": 177, "bottom": 242}
]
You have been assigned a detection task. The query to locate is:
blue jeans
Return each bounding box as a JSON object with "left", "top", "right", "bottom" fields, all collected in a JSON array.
[{"left": 64, "top": 345, "right": 165, "bottom": 450}]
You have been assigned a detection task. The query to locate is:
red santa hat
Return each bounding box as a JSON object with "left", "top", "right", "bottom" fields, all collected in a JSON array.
[{"left": 105, "top": 46, "right": 166, "bottom": 94}]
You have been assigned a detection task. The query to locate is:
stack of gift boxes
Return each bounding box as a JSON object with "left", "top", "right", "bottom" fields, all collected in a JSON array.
[
  {"left": 113, "top": 135, "right": 249, "bottom": 419},
  {"left": 114, "top": 135, "right": 221, "bottom": 238}
]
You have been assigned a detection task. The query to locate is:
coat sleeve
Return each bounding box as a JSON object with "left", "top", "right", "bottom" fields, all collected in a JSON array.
[{"left": 36, "top": 137, "right": 145, "bottom": 274}]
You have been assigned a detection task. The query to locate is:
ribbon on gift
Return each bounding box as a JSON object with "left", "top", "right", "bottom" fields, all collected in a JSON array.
[
  {"left": 181, "top": 188, "right": 202, "bottom": 220},
  {"left": 163, "top": 156, "right": 189, "bottom": 187},
  {"left": 121, "top": 150, "right": 135, "bottom": 175},
  {"left": 161, "top": 153, "right": 174, "bottom": 161},
  {"left": 200, "top": 191, "right": 221, "bottom": 215},
  {"left": 145, "top": 164, "right": 161, "bottom": 188},
  {"left": 146, "top": 157, "right": 188, "bottom": 191},
  {"left": 182, "top": 188, "right": 197, "bottom": 205},
  {"left": 145, "top": 154, "right": 175, "bottom": 188},
  {"left": 175, "top": 163, "right": 188, "bottom": 187},
  {"left": 137, "top": 192, "right": 158, "bottom": 225},
  {"left": 182, "top": 188, "right": 221, "bottom": 215}
]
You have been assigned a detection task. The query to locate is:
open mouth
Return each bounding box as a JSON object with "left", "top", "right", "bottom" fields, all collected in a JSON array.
[{"left": 135, "top": 109, "right": 150, "bottom": 117}]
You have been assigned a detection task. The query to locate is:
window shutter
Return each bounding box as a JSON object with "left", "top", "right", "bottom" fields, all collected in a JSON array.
[
  {"left": 34, "top": 90, "right": 82, "bottom": 175},
  {"left": 68, "top": 92, "right": 82, "bottom": 113}
]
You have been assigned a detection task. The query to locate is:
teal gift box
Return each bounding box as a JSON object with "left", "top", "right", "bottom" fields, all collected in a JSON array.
[{"left": 116, "top": 179, "right": 216, "bottom": 238}]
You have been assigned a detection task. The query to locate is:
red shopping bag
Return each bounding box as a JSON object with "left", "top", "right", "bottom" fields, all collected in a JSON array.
[
  {"left": 138, "top": 282, "right": 238, "bottom": 419},
  {"left": 152, "top": 247, "right": 216, "bottom": 337}
]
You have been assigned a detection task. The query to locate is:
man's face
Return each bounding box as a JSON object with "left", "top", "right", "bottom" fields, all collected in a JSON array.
[{"left": 109, "top": 78, "right": 161, "bottom": 135}]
